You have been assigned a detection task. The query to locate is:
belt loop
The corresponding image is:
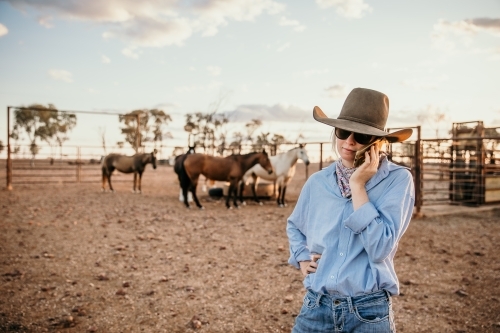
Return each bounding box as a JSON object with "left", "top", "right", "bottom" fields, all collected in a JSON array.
[
  {"left": 316, "top": 292, "right": 323, "bottom": 307},
  {"left": 346, "top": 296, "right": 354, "bottom": 313}
]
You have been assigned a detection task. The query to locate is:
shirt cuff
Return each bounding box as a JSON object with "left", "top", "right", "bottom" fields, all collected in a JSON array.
[
  {"left": 288, "top": 249, "right": 311, "bottom": 268},
  {"left": 344, "top": 202, "right": 380, "bottom": 234}
]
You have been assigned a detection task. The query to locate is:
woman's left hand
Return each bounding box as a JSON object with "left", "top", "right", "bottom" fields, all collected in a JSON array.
[{"left": 350, "top": 144, "right": 380, "bottom": 188}]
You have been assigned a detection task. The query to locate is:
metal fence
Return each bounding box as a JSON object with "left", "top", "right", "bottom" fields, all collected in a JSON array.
[{"left": 4, "top": 106, "right": 500, "bottom": 213}]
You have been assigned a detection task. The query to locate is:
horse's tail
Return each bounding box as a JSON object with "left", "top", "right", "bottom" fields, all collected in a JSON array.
[{"left": 174, "top": 154, "right": 191, "bottom": 188}]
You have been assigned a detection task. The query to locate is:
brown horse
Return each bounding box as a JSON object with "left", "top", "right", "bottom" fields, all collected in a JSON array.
[
  {"left": 180, "top": 150, "right": 273, "bottom": 209},
  {"left": 101, "top": 150, "right": 157, "bottom": 193}
]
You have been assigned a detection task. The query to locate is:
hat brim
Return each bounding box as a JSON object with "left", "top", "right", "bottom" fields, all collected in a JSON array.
[{"left": 313, "top": 106, "right": 412, "bottom": 143}]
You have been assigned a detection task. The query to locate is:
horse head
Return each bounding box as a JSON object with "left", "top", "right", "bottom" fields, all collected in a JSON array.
[
  {"left": 258, "top": 149, "right": 273, "bottom": 175},
  {"left": 151, "top": 149, "right": 157, "bottom": 169},
  {"left": 187, "top": 145, "right": 196, "bottom": 154},
  {"left": 296, "top": 145, "right": 310, "bottom": 166}
]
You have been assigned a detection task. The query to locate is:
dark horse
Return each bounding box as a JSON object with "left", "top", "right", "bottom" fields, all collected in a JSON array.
[
  {"left": 174, "top": 146, "right": 196, "bottom": 202},
  {"left": 178, "top": 150, "right": 273, "bottom": 209},
  {"left": 101, "top": 150, "right": 157, "bottom": 193}
]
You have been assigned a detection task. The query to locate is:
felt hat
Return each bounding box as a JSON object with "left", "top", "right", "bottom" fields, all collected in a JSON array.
[{"left": 313, "top": 87, "right": 412, "bottom": 143}]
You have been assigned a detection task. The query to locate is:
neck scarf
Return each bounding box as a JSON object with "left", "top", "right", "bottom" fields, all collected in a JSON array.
[
  {"left": 335, "top": 159, "right": 356, "bottom": 198},
  {"left": 335, "top": 155, "right": 387, "bottom": 198}
]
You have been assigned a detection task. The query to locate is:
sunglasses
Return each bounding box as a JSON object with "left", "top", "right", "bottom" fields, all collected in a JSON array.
[{"left": 335, "top": 128, "right": 376, "bottom": 145}]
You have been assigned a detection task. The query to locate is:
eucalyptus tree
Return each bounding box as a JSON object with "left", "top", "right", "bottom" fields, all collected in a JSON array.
[
  {"left": 11, "top": 104, "right": 77, "bottom": 163},
  {"left": 119, "top": 109, "right": 172, "bottom": 153}
]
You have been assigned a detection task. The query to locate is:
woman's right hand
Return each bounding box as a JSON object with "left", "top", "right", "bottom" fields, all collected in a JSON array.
[{"left": 299, "top": 254, "right": 322, "bottom": 276}]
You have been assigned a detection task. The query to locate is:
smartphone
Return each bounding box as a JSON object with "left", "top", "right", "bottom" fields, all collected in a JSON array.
[{"left": 353, "top": 139, "right": 386, "bottom": 167}]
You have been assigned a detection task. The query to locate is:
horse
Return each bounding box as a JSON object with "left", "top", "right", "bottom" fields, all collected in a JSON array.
[
  {"left": 101, "top": 150, "right": 157, "bottom": 193},
  {"left": 239, "top": 145, "right": 310, "bottom": 207},
  {"left": 179, "top": 150, "right": 273, "bottom": 209},
  {"left": 174, "top": 146, "right": 196, "bottom": 202}
]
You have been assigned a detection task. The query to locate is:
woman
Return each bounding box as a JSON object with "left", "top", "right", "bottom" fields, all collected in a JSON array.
[{"left": 287, "top": 88, "right": 414, "bottom": 332}]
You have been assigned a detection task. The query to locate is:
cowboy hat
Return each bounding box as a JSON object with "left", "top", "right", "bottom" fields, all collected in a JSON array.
[{"left": 313, "top": 87, "right": 412, "bottom": 143}]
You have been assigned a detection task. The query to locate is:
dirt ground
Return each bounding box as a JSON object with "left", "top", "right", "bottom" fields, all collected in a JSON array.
[{"left": 1, "top": 163, "right": 499, "bottom": 333}]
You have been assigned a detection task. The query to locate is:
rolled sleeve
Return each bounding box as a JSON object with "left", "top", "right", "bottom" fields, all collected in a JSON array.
[{"left": 344, "top": 202, "right": 379, "bottom": 234}]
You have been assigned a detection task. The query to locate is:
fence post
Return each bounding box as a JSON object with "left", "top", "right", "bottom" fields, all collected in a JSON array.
[
  {"left": 319, "top": 142, "right": 323, "bottom": 171},
  {"left": 414, "top": 126, "right": 422, "bottom": 214},
  {"left": 6, "top": 107, "right": 12, "bottom": 190}
]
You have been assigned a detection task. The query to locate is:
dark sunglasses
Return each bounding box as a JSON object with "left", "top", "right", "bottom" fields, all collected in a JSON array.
[{"left": 335, "top": 128, "right": 376, "bottom": 145}]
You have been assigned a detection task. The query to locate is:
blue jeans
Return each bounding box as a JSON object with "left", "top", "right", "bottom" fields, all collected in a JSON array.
[{"left": 292, "top": 289, "right": 396, "bottom": 333}]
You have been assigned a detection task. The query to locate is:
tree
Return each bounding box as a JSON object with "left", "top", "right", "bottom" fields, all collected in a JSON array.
[
  {"left": 119, "top": 109, "right": 172, "bottom": 152},
  {"left": 11, "top": 104, "right": 77, "bottom": 163}
]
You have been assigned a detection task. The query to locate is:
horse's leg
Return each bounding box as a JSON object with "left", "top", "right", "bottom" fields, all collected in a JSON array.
[
  {"left": 107, "top": 169, "right": 115, "bottom": 192},
  {"left": 280, "top": 184, "right": 288, "bottom": 207},
  {"left": 232, "top": 181, "right": 240, "bottom": 209},
  {"left": 277, "top": 184, "right": 283, "bottom": 206},
  {"left": 190, "top": 181, "right": 203, "bottom": 209},
  {"left": 251, "top": 175, "right": 262, "bottom": 205},
  {"left": 182, "top": 184, "right": 191, "bottom": 208},
  {"left": 133, "top": 172, "right": 137, "bottom": 193},
  {"left": 101, "top": 167, "right": 107, "bottom": 192},
  {"left": 137, "top": 172, "right": 143, "bottom": 194},
  {"left": 238, "top": 180, "right": 245, "bottom": 204},
  {"left": 226, "top": 182, "right": 234, "bottom": 209}
]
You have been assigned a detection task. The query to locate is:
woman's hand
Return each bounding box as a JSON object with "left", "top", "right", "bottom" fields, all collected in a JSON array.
[
  {"left": 350, "top": 144, "right": 380, "bottom": 187},
  {"left": 349, "top": 145, "right": 380, "bottom": 210},
  {"left": 299, "top": 254, "right": 322, "bottom": 276}
]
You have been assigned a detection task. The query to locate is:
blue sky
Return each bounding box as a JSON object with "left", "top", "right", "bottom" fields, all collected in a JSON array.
[{"left": 1, "top": 0, "right": 499, "bottom": 153}]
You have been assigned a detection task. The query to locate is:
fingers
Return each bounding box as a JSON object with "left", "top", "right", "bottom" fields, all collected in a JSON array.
[{"left": 310, "top": 254, "right": 322, "bottom": 262}]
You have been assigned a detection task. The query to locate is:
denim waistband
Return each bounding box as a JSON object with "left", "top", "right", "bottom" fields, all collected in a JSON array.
[{"left": 307, "top": 289, "right": 390, "bottom": 311}]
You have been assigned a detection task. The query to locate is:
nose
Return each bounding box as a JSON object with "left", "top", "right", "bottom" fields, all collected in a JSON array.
[
  {"left": 305, "top": 160, "right": 310, "bottom": 166},
  {"left": 346, "top": 133, "right": 357, "bottom": 144},
  {"left": 268, "top": 167, "right": 273, "bottom": 175}
]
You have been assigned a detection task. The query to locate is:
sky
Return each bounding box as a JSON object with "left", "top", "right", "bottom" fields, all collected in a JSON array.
[{"left": 1, "top": 0, "right": 500, "bottom": 157}]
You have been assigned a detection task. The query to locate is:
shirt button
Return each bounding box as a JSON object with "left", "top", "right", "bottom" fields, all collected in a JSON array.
[
  {"left": 330, "top": 275, "right": 335, "bottom": 279},
  {"left": 340, "top": 253, "right": 344, "bottom": 256}
]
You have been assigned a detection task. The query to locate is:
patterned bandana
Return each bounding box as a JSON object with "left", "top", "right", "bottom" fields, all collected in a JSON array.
[
  {"left": 335, "top": 155, "right": 387, "bottom": 198},
  {"left": 335, "top": 159, "right": 356, "bottom": 198}
]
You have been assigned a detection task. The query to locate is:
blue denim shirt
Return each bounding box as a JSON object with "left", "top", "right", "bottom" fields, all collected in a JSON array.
[{"left": 286, "top": 158, "right": 414, "bottom": 296}]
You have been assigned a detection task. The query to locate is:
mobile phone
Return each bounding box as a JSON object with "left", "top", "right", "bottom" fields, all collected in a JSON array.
[{"left": 353, "top": 139, "right": 386, "bottom": 167}]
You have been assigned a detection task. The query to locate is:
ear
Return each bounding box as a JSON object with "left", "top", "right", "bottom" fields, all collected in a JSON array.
[{"left": 262, "top": 148, "right": 267, "bottom": 154}]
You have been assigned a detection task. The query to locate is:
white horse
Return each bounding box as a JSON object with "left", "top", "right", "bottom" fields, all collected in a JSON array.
[{"left": 239, "top": 145, "right": 310, "bottom": 207}]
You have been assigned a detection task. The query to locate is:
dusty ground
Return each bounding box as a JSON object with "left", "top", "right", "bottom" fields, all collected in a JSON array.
[{"left": 1, "top": 163, "right": 499, "bottom": 333}]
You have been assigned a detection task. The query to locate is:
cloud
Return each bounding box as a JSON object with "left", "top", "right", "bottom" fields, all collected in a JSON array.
[
  {"left": 315, "top": 0, "right": 372, "bottom": 19},
  {"left": 207, "top": 66, "right": 221, "bottom": 77},
  {"left": 278, "top": 16, "right": 305, "bottom": 32},
  {"left": 324, "top": 83, "right": 349, "bottom": 98},
  {"left": 0, "top": 23, "right": 8, "bottom": 37},
  {"left": 225, "top": 104, "right": 309, "bottom": 123},
  {"left": 432, "top": 18, "right": 500, "bottom": 52},
  {"left": 48, "top": 69, "right": 73, "bottom": 83},
  {"left": 38, "top": 15, "right": 54, "bottom": 28},
  {"left": 121, "top": 47, "right": 140, "bottom": 59},
  {"left": 5, "top": 0, "right": 286, "bottom": 54},
  {"left": 101, "top": 55, "right": 111, "bottom": 63}
]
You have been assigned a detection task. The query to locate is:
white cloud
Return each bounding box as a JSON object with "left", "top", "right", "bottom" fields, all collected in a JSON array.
[
  {"left": 277, "top": 42, "right": 290, "bottom": 52},
  {"left": 324, "top": 83, "right": 349, "bottom": 98},
  {"left": 122, "top": 47, "right": 140, "bottom": 59},
  {"left": 316, "top": 0, "right": 372, "bottom": 19},
  {"left": 38, "top": 15, "right": 54, "bottom": 28},
  {"left": 432, "top": 18, "right": 500, "bottom": 53},
  {"left": 48, "top": 69, "right": 73, "bottom": 83},
  {"left": 226, "top": 103, "right": 309, "bottom": 123},
  {"left": 278, "top": 16, "right": 305, "bottom": 32},
  {"left": 101, "top": 55, "right": 111, "bottom": 63},
  {"left": 207, "top": 66, "right": 221, "bottom": 77},
  {"left": 0, "top": 23, "right": 8, "bottom": 37},
  {"left": 5, "top": 0, "right": 286, "bottom": 53}
]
